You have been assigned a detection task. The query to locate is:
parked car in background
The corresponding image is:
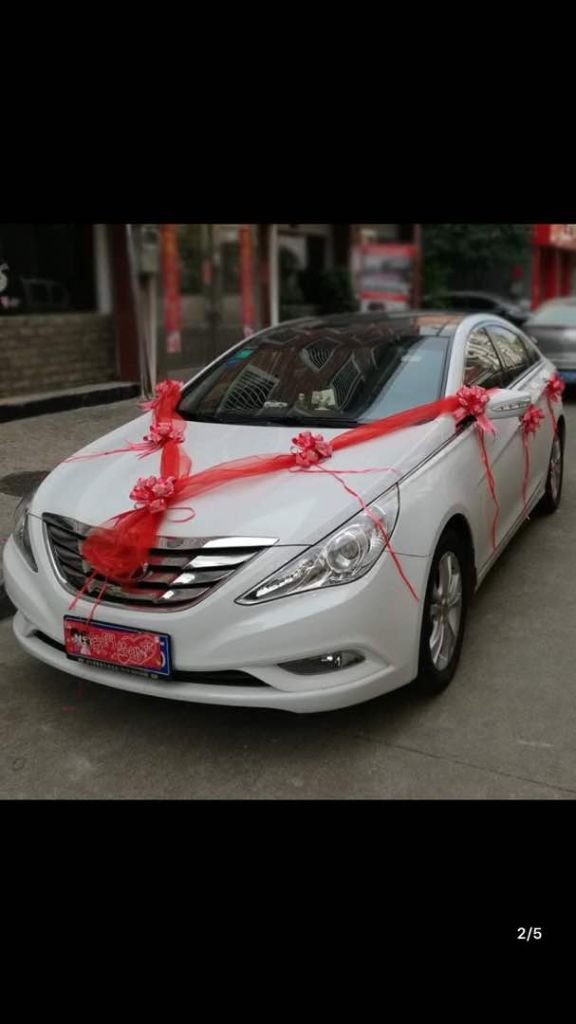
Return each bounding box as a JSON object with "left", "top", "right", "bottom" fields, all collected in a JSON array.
[
  {"left": 524, "top": 298, "right": 576, "bottom": 384},
  {"left": 423, "top": 291, "right": 529, "bottom": 327}
]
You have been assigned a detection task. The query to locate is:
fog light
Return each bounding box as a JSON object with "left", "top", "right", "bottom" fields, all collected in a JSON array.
[{"left": 280, "top": 650, "right": 365, "bottom": 675}]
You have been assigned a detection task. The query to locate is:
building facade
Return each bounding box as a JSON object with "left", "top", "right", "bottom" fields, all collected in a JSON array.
[
  {"left": 156, "top": 223, "right": 420, "bottom": 376},
  {"left": 531, "top": 224, "right": 576, "bottom": 308},
  {"left": 0, "top": 223, "right": 419, "bottom": 399},
  {"left": 0, "top": 224, "right": 126, "bottom": 399}
]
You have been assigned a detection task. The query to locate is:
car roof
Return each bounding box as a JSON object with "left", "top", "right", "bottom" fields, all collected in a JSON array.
[{"left": 267, "top": 310, "right": 465, "bottom": 337}]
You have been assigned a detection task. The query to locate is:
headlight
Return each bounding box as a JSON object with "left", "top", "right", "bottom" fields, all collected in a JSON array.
[
  {"left": 237, "top": 486, "right": 399, "bottom": 604},
  {"left": 12, "top": 495, "right": 38, "bottom": 572}
]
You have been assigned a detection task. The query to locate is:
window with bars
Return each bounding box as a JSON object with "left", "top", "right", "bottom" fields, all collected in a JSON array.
[
  {"left": 218, "top": 365, "right": 280, "bottom": 414},
  {"left": 331, "top": 356, "right": 364, "bottom": 408},
  {"left": 301, "top": 339, "right": 335, "bottom": 372}
]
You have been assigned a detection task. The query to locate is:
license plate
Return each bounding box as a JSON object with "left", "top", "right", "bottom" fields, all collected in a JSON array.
[
  {"left": 64, "top": 616, "right": 172, "bottom": 679},
  {"left": 559, "top": 370, "right": 576, "bottom": 383}
]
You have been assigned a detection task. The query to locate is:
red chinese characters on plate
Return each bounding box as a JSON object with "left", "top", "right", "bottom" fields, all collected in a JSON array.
[{"left": 64, "top": 619, "right": 167, "bottom": 672}]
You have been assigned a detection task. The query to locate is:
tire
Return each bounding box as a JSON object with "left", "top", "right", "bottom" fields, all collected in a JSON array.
[
  {"left": 413, "top": 528, "right": 472, "bottom": 696},
  {"left": 536, "top": 425, "right": 564, "bottom": 515}
]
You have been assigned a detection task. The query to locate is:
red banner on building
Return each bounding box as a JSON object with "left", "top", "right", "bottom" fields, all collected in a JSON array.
[
  {"left": 531, "top": 225, "right": 576, "bottom": 307},
  {"left": 533, "top": 224, "right": 576, "bottom": 251},
  {"left": 161, "top": 224, "right": 182, "bottom": 354}
]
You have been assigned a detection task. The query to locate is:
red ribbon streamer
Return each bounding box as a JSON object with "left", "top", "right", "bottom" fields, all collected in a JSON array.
[
  {"left": 69, "top": 384, "right": 506, "bottom": 608},
  {"left": 544, "top": 373, "right": 565, "bottom": 438},
  {"left": 521, "top": 435, "right": 530, "bottom": 520},
  {"left": 312, "top": 465, "right": 420, "bottom": 602},
  {"left": 476, "top": 427, "right": 499, "bottom": 551},
  {"left": 75, "top": 395, "right": 463, "bottom": 599},
  {"left": 520, "top": 404, "right": 545, "bottom": 518},
  {"left": 65, "top": 440, "right": 173, "bottom": 463},
  {"left": 546, "top": 396, "right": 559, "bottom": 438}
]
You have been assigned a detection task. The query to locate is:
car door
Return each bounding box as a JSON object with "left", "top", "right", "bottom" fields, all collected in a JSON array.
[
  {"left": 486, "top": 323, "right": 552, "bottom": 511},
  {"left": 459, "top": 325, "right": 524, "bottom": 569}
]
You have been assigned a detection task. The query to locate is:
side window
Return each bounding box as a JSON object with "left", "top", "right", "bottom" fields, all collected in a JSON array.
[
  {"left": 463, "top": 327, "right": 506, "bottom": 389},
  {"left": 487, "top": 325, "right": 533, "bottom": 384},
  {"left": 521, "top": 333, "right": 542, "bottom": 366}
]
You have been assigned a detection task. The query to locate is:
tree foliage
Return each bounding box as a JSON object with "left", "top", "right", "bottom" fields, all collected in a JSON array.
[{"left": 422, "top": 224, "right": 532, "bottom": 298}]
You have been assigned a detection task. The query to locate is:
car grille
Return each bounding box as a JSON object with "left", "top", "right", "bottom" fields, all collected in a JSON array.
[{"left": 43, "top": 512, "right": 277, "bottom": 611}]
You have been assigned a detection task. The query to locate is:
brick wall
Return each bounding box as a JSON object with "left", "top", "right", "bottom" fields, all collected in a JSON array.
[{"left": 0, "top": 314, "right": 117, "bottom": 398}]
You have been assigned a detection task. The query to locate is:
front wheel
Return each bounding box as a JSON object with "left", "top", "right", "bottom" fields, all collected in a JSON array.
[{"left": 413, "top": 529, "right": 471, "bottom": 696}]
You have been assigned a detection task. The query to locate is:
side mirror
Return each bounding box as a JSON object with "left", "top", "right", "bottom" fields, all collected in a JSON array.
[{"left": 487, "top": 388, "right": 531, "bottom": 421}]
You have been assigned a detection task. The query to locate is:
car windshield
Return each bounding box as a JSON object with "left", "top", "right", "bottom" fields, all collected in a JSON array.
[
  {"left": 528, "top": 303, "right": 576, "bottom": 326},
  {"left": 177, "top": 317, "right": 455, "bottom": 427}
]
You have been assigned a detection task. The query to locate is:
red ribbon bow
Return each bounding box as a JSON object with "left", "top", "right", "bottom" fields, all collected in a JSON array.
[
  {"left": 143, "top": 421, "right": 186, "bottom": 447},
  {"left": 544, "top": 373, "right": 565, "bottom": 403},
  {"left": 453, "top": 385, "right": 496, "bottom": 437},
  {"left": 129, "top": 475, "right": 177, "bottom": 514},
  {"left": 521, "top": 404, "right": 545, "bottom": 437},
  {"left": 291, "top": 431, "right": 333, "bottom": 467}
]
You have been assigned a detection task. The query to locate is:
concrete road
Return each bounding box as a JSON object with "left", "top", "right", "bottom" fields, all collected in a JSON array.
[{"left": 1, "top": 396, "right": 576, "bottom": 799}]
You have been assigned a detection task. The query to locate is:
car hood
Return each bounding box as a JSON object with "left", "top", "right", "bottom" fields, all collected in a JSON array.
[{"left": 30, "top": 413, "right": 454, "bottom": 545}]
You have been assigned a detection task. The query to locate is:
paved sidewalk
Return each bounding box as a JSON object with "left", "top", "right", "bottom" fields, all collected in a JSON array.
[
  {"left": 0, "top": 364, "right": 204, "bottom": 424},
  {"left": 0, "top": 394, "right": 147, "bottom": 612}
]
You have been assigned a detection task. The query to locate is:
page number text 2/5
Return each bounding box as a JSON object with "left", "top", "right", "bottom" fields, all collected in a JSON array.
[{"left": 517, "top": 927, "right": 543, "bottom": 942}]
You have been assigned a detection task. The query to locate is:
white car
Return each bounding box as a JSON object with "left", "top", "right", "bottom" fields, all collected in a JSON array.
[{"left": 3, "top": 312, "right": 565, "bottom": 713}]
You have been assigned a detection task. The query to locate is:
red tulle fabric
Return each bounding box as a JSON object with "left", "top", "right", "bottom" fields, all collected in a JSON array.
[
  {"left": 77, "top": 393, "right": 463, "bottom": 593},
  {"left": 65, "top": 380, "right": 185, "bottom": 464},
  {"left": 140, "top": 379, "right": 184, "bottom": 422},
  {"left": 72, "top": 383, "right": 506, "bottom": 605}
]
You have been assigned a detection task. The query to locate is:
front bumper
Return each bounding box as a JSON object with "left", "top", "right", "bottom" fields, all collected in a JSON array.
[{"left": 3, "top": 515, "right": 430, "bottom": 713}]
